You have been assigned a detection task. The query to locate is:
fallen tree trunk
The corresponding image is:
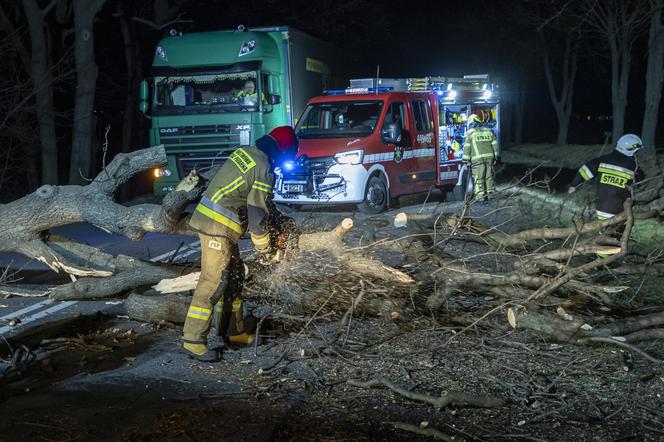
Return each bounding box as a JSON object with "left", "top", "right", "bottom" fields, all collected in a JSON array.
[{"left": 0, "top": 145, "right": 200, "bottom": 276}]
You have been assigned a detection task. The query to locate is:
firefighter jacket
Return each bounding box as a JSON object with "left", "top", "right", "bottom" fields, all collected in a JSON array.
[
  {"left": 570, "top": 149, "right": 638, "bottom": 217},
  {"left": 189, "top": 147, "right": 274, "bottom": 251},
  {"left": 462, "top": 127, "right": 497, "bottom": 163}
]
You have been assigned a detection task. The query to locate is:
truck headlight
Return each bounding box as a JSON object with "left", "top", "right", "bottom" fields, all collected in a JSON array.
[
  {"left": 153, "top": 168, "right": 172, "bottom": 178},
  {"left": 334, "top": 149, "right": 364, "bottom": 165}
]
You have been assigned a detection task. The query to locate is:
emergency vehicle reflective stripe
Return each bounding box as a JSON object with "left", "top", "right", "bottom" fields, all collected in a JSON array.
[
  {"left": 362, "top": 148, "right": 435, "bottom": 164},
  {"left": 596, "top": 210, "right": 616, "bottom": 220},
  {"left": 252, "top": 180, "right": 272, "bottom": 193},
  {"left": 195, "top": 203, "right": 244, "bottom": 234},
  {"left": 187, "top": 306, "right": 212, "bottom": 320},
  {"left": 211, "top": 176, "right": 245, "bottom": 202},
  {"left": 598, "top": 163, "right": 634, "bottom": 179},
  {"left": 212, "top": 177, "right": 246, "bottom": 202},
  {"left": 579, "top": 165, "right": 594, "bottom": 181}
]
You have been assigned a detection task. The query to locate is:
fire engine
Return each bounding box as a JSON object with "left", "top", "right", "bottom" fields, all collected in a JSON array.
[{"left": 273, "top": 75, "right": 500, "bottom": 213}]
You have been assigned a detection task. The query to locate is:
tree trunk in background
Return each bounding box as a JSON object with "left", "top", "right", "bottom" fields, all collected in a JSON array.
[
  {"left": 609, "top": 34, "right": 630, "bottom": 143},
  {"left": 69, "top": 0, "right": 107, "bottom": 185},
  {"left": 641, "top": 0, "right": 664, "bottom": 154},
  {"left": 118, "top": 8, "right": 138, "bottom": 154},
  {"left": 514, "top": 76, "right": 526, "bottom": 145},
  {"left": 18, "top": 1, "right": 59, "bottom": 185},
  {"left": 542, "top": 32, "right": 578, "bottom": 145}
]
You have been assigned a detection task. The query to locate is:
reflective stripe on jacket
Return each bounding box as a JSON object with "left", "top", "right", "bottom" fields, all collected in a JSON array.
[
  {"left": 570, "top": 149, "right": 639, "bottom": 216},
  {"left": 462, "top": 127, "right": 497, "bottom": 162},
  {"left": 189, "top": 146, "right": 274, "bottom": 242}
]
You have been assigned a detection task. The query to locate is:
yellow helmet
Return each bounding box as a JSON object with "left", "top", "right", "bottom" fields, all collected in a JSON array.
[{"left": 467, "top": 114, "right": 480, "bottom": 126}]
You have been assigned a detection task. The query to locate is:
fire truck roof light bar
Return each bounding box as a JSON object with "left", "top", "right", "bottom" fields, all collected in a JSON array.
[{"left": 324, "top": 86, "right": 394, "bottom": 95}]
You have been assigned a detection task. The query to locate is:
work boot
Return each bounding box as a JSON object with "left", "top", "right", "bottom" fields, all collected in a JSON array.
[{"left": 183, "top": 342, "right": 221, "bottom": 362}]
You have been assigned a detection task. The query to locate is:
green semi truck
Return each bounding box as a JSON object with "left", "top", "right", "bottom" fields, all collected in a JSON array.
[{"left": 139, "top": 26, "right": 352, "bottom": 195}]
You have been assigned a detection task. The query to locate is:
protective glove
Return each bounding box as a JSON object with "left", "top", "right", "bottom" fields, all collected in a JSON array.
[
  {"left": 258, "top": 250, "right": 280, "bottom": 266},
  {"left": 568, "top": 186, "right": 577, "bottom": 194}
]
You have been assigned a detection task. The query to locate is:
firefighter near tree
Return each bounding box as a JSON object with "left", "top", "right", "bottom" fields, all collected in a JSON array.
[
  {"left": 568, "top": 133, "right": 643, "bottom": 257},
  {"left": 462, "top": 113, "right": 498, "bottom": 201},
  {"left": 182, "top": 126, "right": 299, "bottom": 362}
]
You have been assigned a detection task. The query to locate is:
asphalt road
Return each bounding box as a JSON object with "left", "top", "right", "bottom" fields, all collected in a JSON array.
[{"left": 0, "top": 223, "right": 202, "bottom": 341}]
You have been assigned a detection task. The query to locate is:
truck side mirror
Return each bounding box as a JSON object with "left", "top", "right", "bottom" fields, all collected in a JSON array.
[
  {"left": 139, "top": 79, "right": 149, "bottom": 114},
  {"left": 381, "top": 123, "right": 402, "bottom": 144},
  {"left": 268, "top": 94, "right": 281, "bottom": 105}
]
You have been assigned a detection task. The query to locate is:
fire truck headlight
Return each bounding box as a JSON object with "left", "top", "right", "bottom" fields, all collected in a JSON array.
[
  {"left": 153, "top": 168, "right": 172, "bottom": 178},
  {"left": 482, "top": 90, "right": 492, "bottom": 100},
  {"left": 334, "top": 149, "right": 364, "bottom": 165},
  {"left": 282, "top": 160, "right": 296, "bottom": 171}
]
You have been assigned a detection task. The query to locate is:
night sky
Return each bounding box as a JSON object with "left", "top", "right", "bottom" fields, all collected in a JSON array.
[{"left": 89, "top": 0, "right": 660, "bottom": 147}]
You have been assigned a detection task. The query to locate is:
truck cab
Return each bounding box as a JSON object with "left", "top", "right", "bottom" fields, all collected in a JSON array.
[
  {"left": 273, "top": 76, "right": 500, "bottom": 213},
  {"left": 140, "top": 26, "right": 349, "bottom": 196}
]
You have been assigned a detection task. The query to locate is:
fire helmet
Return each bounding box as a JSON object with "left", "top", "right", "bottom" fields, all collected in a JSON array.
[
  {"left": 256, "top": 126, "right": 298, "bottom": 163},
  {"left": 467, "top": 114, "right": 480, "bottom": 127},
  {"left": 616, "top": 134, "right": 642, "bottom": 156}
]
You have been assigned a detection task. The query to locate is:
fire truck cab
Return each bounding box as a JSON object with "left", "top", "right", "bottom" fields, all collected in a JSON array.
[{"left": 273, "top": 75, "right": 500, "bottom": 213}]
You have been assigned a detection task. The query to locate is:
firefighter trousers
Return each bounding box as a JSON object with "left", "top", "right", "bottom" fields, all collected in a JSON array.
[
  {"left": 471, "top": 159, "right": 495, "bottom": 199},
  {"left": 182, "top": 233, "right": 243, "bottom": 345}
]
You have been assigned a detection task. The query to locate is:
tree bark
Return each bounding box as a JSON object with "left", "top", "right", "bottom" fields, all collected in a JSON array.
[
  {"left": 641, "top": 0, "right": 664, "bottom": 155},
  {"left": 541, "top": 31, "right": 578, "bottom": 144},
  {"left": 69, "top": 0, "right": 107, "bottom": 184},
  {"left": 0, "top": 145, "right": 200, "bottom": 275}
]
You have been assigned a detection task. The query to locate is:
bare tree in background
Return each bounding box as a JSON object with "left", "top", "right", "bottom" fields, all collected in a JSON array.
[
  {"left": 579, "top": 0, "right": 651, "bottom": 143},
  {"left": 641, "top": 0, "right": 664, "bottom": 153},
  {"left": 540, "top": 23, "right": 579, "bottom": 144},
  {"left": 69, "top": 0, "right": 107, "bottom": 184}
]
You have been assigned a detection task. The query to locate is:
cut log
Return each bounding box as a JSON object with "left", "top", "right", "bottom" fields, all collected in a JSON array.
[{"left": 124, "top": 290, "right": 191, "bottom": 324}]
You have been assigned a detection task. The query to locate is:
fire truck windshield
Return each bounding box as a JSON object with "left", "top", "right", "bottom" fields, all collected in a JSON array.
[
  {"left": 153, "top": 72, "right": 259, "bottom": 115},
  {"left": 296, "top": 100, "right": 383, "bottom": 139}
]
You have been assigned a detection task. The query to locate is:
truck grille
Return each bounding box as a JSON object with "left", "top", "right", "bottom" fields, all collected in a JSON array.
[
  {"left": 158, "top": 124, "right": 249, "bottom": 152},
  {"left": 176, "top": 154, "right": 227, "bottom": 177},
  {"left": 308, "top": 157, "right": 335, "bottom": 173}
]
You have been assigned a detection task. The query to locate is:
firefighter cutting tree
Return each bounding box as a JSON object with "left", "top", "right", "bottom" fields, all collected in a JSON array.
[{"left": 182, "top": 126, "right": 299, "bottom": 362}]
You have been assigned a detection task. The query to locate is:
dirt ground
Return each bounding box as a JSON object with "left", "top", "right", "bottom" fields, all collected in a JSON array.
[{"left": 1, "top": 163, "right": 664, "bottom": 441}]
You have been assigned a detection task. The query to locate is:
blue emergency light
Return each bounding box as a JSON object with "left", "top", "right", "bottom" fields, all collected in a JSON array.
[{"left": 282, "top": 160, "right": 297, "bottom": 171}]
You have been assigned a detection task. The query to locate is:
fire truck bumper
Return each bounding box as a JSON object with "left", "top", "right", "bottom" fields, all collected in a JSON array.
[{"left": 273, "top": 163, "right": 368, "bottom": 205}]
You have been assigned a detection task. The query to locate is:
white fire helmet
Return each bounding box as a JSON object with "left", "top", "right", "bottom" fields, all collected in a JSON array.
[{"left": 616, "top": 134, "right": 642, "bottom": 156}]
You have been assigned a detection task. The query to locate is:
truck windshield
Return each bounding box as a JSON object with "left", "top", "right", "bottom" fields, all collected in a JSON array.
[
  {"left": 153, "top": 72, "right": 259, "bottom": 115},
  {"left": 296, "top": 100, "right": 383, "bottom": 139}
]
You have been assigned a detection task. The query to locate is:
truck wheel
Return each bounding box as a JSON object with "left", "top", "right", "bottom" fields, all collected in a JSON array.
[{"left": 358, "top": 175, "right": 388, "bottom": 214}]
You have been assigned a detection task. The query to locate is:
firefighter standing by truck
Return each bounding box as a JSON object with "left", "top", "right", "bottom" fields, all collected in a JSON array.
[
  {"left": 462, "top": 114, "right": 498, "bottom": 201},
  {"left": 568, "top": 134, "right": 642, "bottom": 255},
  {"left": 182, "top": 126, "right": 299, "bottom": 362}
]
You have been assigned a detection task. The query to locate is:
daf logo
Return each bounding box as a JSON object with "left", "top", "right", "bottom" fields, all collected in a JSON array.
[
  {"left": 160, "top": 127, "right": 179, "bottom": 134},
  {"left": 235, "top": 124, "right": 250, "bottom": 131}
]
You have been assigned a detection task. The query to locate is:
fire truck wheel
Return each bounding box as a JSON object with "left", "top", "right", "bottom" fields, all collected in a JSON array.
[{"left": 358, "top": 175, "right": 388, "bottom": 214}]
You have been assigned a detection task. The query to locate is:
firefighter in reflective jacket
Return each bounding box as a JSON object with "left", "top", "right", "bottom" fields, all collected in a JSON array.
[
  {"left": 183, "top": 126, "right": 298, "bottom": 362},
  {"left": 568, "top": 134, "right": 642, "bottom": 256},
  {"left": 568, "top": 134, "right": 642, "bottom": 219},
  {"left": 462, "top": 114, "right": 498, "bottom": 201}
]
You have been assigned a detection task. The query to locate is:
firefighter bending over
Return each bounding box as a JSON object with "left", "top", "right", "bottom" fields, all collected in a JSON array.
[
  {"left": 183, "top": 126, "right": 299, "bottom": 362},
  {"left": 568, "top": 133, "right": 642, "bottom": 256},
  {"left": 462, "top": 114, "right": 498, "bottom": 201}
]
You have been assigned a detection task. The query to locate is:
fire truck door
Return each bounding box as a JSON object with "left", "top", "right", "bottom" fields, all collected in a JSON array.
[
  {"left": 409, "top": 98, "right": 437, "bottom": 191},
  {"left": 381, "top": 101, "right": 418, "bottom": 197}
]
